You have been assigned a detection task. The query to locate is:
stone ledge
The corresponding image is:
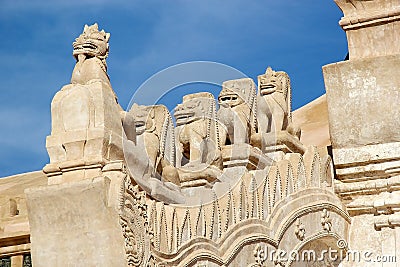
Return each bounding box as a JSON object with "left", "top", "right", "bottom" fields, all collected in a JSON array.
[
  {"left": 374, "top": 213, "right": 400, "bottom": 230},
  {"left": 221, "top": 144, "right": 273, "bottom": 170},
  {"left": 250, "top": 131, "right": 305, "bottom": 162},
  {"left": 339, "top": 9, "right": 400, "bottom": 29},
  {"left": 0, "top": 242, "right": 30, "bottom": 257},
  {"left": 0, "top": 232, "right": 30, "bottom": 248},
  {"left": 178, "top": 164, "right": 222, "bottom": 188},
  {"left": 335, "top": 175, "right": 400, "bottom": 197},
  {"left": 333, "top": 143, "right": 400, "bottom": 182},
  {"left": 333, "top": 142, "right": 400, "bottom": 166},
  {"left": 346, "top": 191, "right": 400, "bottom": 216}
]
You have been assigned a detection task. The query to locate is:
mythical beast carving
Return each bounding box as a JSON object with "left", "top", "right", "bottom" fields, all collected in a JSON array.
[
  {"left": 127, "top": 104, "right": 180, "bottom": 186},
  {"left": 71, "top": 23, "right": 111, "bottom": 86},
  {"left": 256, "top": 67, "right": 292, "bottom": 134},
  {"left": 174, "top": 92, "right": 223, "bottom": 187},
  {"left": 217, "top": 78, "right": 257, "bottom": 145},
  {"left": 251, "top": 67, "right": 303, "bottom": 158},
  {"left": 43, "top": 23, "right": 124, "bottom": 181}
]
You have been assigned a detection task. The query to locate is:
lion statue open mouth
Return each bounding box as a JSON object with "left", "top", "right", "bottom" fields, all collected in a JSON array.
[{"left": 71, "top": 23, "right": 111, "bottom": 86}]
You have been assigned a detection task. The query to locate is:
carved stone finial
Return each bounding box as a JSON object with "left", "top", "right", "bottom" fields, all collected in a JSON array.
[
  {"left": 127, "top": 104, "right": 180, "bottom": 186},
  {"left": 71, "top": 23, "right": 111, "bottom": 86},
  {"left": 43, "top": 24, "right": 122, "bottom": 183},
  {"left": 73, "top": 23, "right": 110, "bottom": 59}
]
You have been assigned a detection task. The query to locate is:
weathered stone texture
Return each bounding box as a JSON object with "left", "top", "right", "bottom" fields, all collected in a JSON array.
[
  {"left": 324, "top": 55, "right": 400, "bottom": 148},
  {"left": 25, "top": 177, "right": 127, "bottom": 267},
  {"left": 335, "top": 0, "right": 400, "bottom": 59}
]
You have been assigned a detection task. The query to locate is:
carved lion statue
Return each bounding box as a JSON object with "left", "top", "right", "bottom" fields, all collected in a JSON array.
[
  {"left": 70, "top": 23, "right": 111, "bottom": 86},
  {"left": 174, "top": 92, "right": 222, "bottom": 170},
  {"left": 126, "top": 104, "right": 180, "bottom": 186},
  {"left": 256, "top": 67, "right": 290, "bottom": 134},
  {"left": 217, "top": 78, "right": 257, "bottom": 145},
  {"left": 255, "top": 67, "right": 300, "bottom": 138}
]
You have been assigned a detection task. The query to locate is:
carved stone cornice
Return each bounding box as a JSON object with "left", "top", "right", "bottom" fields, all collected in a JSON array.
[
  {"left": 335, "top": 0, "right": 400, "bottom": 30},
  {"left": 0, "top": 243, "right": 30, "bottom": 257},
  {"left": 335, "top": 175, "right": 400, "bottom": 197},
  {"left": 334, "top": 0, "right": 400, "bottom": 59},
  {"left": 0, "top": 233, "right": 30, "bottom": 252},
  {"left": 333, "top": 142, "right": 400, "bottom": 182},
  {"left": 339, "top": 7, "right": 400, "bottom": 30},
  {"left": 345, "top": 191, "right": 400, "bottom": 216},
  {"left": 374, "top": 213, "right": 400, "bottom": 230}
]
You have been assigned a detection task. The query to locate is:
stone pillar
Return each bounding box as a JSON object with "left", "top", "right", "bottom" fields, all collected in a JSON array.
[{"left": 323, "top": 1, "right": 400, "bottom": 266}]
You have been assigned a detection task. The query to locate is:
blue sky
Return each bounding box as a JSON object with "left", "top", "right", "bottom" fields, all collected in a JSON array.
[{"left": 0, "top": 1, "right": 347, "bottom": 177}]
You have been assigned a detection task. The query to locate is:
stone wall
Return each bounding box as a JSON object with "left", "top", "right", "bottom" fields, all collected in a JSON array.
[{"left": 324, "top": 1, "right": 400, "bottom": 266}]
